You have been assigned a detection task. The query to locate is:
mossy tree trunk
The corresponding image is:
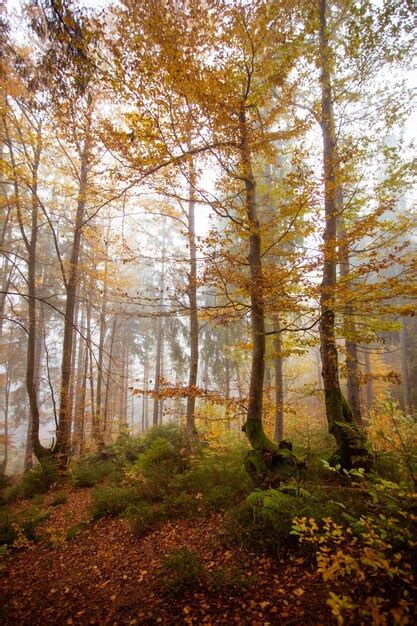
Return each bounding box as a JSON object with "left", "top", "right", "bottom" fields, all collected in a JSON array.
[
  {"left": 318, "top": 0, "right": 371, "bottom": 470},
  {"left": 238, "top": 107, "right": 301, "bottom": 483}
]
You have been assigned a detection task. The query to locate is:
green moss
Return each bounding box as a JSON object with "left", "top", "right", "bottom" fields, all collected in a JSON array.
[{"left": 242, "top": 419, "right": 279, "bottom": 452}]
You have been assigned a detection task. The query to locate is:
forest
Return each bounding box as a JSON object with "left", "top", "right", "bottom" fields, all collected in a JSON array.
[{"left": 0, "top": 0, "right": 416, "bottom": 624}]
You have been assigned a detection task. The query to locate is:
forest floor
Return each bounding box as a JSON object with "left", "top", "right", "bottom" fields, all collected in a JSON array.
[{"left": 1, "top": 484, "right": 333, "bottom": 625}]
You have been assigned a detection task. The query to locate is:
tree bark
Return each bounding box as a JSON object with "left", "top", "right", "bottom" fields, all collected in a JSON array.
[
  {"left": 239, "top": 106, "right": 277, "bottom": 454},
  {"left": 273, "top": 315, "right": 284, "bottom": 442},
  {"left": 400, "top": 320, "right": 412, "bottom": 412},
  {"left": 55, "top": 101, "right": 92, "bottom": 464},
  {"left": 73, "top": 302, "right": 86, "bottom": 454},
  {"left": 153, "top": 237, "right": 166, "bottom": 426},
  {"left": 93, "top": 241, "right": 109, "bottom": 448},
  {"left": 338, "top": 223, "right": 362, "bottom": 424},
  {"left": 103, "top": 315, "right": 118, "bottom": 437},
  {"left": 186, "top": 156, "right": 198, "bottom": 435},
  {"left": 8, "top": 121, "right": 49, "bottom": 460},
  {"left": 318, "top": 0, "right": 370, "bottom": 469}
]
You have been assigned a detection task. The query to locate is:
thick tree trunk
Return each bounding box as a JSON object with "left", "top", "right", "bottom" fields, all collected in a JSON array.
[
  {"left": 318, "top": 0, "right": 370, "bottom": 469},
  {"left": 186, "top": 157, "right": 198, "bottom": 436},
  {"left": 273, "top": 315, "right": 284, "bottom": 442},
  {"left": 55, "top": 104, "right": 92, "bottom": 464}
]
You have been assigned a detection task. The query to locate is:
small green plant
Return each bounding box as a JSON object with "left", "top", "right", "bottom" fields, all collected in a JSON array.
[
  {"left": 160, "top": 547, "right": 203, "bottom": 591},
  {"left": 208, "top": 565, "right": 257, "bottom": 595},
  {"left": 15, "top": 457, "right": 60, "bottom": 499},
  {"left": 125, "top": 501, "right": 167, "bottom": 536},
  {"left": 70, "top": 455, "right": 121, "bottom": 488},
  {"left": 92, "top": 485, "right": 140, "bottom": 517},
  {"left": 0, "top": 507, "right": 50, "bottom": 547},
  {"left": 50, "top": 490, "right": 68, "bottom": 506}
]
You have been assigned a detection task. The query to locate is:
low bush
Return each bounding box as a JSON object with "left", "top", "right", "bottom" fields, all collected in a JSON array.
[
  {"left": 108, "top": 431, "right": 145, "bottom": 463},
  {"left": 176, "top": 443, "right": 251, "bottom": 513},
  {"left": 0, "top": 506, "right": 50, "bottom": 547},
  {"left": 208, "top": 565, "right": 257, "bottom": 595},
  {"left": 13, "top": 457, "right": 60, "bottom": 499},
  {"left": 92, "top": 485, "right": 140, "bottom": 517},
  {"left": 160, "top": 547, "right": 203, "bottom": 591},
  {"left": 50, "top": 490, "right": 68, "bottom": 506},
  {"left": 224, "top": 485, "right": 351, "bottom": 553},
  {"left": 70, "top": 456, "right": 119, "bottom": 488},
  {"left": 125, "top": 501, "right": 168, "bottom": 536},
  {"left": 292, "top": 479, "right": 417, "bottom": 624}
]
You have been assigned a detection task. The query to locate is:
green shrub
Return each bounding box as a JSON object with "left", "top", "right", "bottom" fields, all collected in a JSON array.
[
  {"left": 175, "top": 443, "right": 251, "bottom": 512},
  {"left": 132, "top": 434, "right": 191, "bottom": 499},
  {"left": 224, "top": 486, "right": 348, "bottom": 553},
  {"left": 208, "top": 565, "right": 257, "bottom": 595},
  {"left": 15, "top": 457, "right": 60, "bottom": 499},
  {"left": 92, "top": 485, "right": 140, "bottom": 517},
  {"left": 142, "top": 424, "right": 188, "bottom": 451},
  {"left": 50, "top": 490, "right": 68, "bottom": 506},
  {"left": 108, "top": 431, "right": 145, "bottom": 463},
  {"left": 70, "top": 456, "right": 119, "bottom": 488},
  {"left": 125, "top": 501, "right": 167, "bottom": 536},
  {"left": 0, "top": 507, "right": 50, "bottom": 547},
  {"left": 160, "top": 547, "right": 203, "bottom": 591}
]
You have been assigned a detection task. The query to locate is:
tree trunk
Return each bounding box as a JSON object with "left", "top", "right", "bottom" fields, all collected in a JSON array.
[
  {"left": 103, "top": 315, "right": 117, "bottom": 437},
  {"left": 93, "top": 245, "right": 109, "bottom": 448},
  {"left": 186, "top": 157, "right": 199, "bottom": 436},
  {"left": 239, "top": 107, "right": 276, "bottom": 454},
  {"left": 400, "top": 320, "right": 412, "bottom": 413},
  {"left": 73, "top": 303, "right": 87, "bottom": 454},
  {"left": 318, "top": 0, "right": 370, "bottom": 470},
  {"left": 364, "top": 349, "right": 373, "bottom": 410},
  {"left": 338, "top": 223, "right": 362, "bottom": 424},
  {"left": 55, "top": 102, "right": 92, "bottom": 464},
  {"left": 273, "top": 315, "right": 284, "bottom": 442},
  {"left": 8, "top": 121, "right": 49, "bottom": 460},
  {"left": 153, "top": 238, "right": 166, "bottom": 426}
]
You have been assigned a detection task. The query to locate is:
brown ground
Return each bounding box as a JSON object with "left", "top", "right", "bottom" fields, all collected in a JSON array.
[{"left": 1, "top": 487, "right": 332, "bottom": 625}]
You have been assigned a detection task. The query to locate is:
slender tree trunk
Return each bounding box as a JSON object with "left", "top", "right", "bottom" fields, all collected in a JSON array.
[
  {"left": 273, "top": 315, "right": 284, "bottom": 442},
  {"left": 153, "top": 238, "right": 166, "bottom": 426},
  {"left": 400, "top": 320, "right": 412, "bottom": 412},
  {"left": 55, "top": 102, "right": 92, "bottom": 464},
  {"left": 186, "top": 157, "right": 199, "bottom": 435},
  {"left": 93, "top": 245, "right": 109, "bottom": 448},
  {"left": 8, "top": 122, "right": 48, "bottom": 460},
  {"left": 239, "top": 107, "right": 272, "bottom": 451},
  {"left": 362, "top": 349, "right": 373, "bottom": 410},
  {"left": 1, "top": 360, "right": 11, "bottom": 474},
  {"left": 73, "top": 303, "right": 86, "bottom": 454},
  {"left": 225, "top": 348, "right": 231, "bottom": 431},
  {"left": 86, "top": 299, "right": 95, "bottom": 442},
  {"left": 338, "top": 224, "right": 362, "bottom": 424},
  {"left": 103, "top": 315, "right": 117, "bottom": 437},
  {"left": 67, "top": 298, "right": 80, "bottom": 442},
  {"left": 318, "top": 0, "right": 369, "bottom": 469}
]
